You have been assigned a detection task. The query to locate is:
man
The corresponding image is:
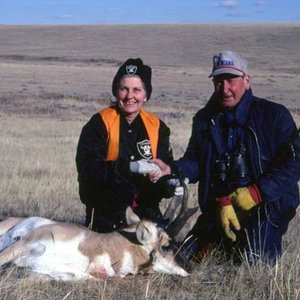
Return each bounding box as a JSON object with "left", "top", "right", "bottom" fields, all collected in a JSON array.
[{"left": 152, "top": 51, "right": 300, "bottom": 263}]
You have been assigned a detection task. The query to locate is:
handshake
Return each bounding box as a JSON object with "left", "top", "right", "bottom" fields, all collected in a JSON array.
[
  {"left": 216, "top": 185, "right": 262, "bottom": 242},
  {"left": 129, "top": 159, "right": 162, "bottom": 180},
  {"left": 129, "top": 159, "right": 185, "bottom": 197}
]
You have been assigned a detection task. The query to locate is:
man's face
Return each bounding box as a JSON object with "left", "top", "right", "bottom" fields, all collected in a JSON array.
[{"left": 213, "top": 74, "right": 250, "bottom": 109}]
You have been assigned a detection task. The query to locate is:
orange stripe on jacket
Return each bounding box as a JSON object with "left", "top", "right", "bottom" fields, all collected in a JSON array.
[{"left": 100, "top": 107, "right": 160, "bottom": 161}]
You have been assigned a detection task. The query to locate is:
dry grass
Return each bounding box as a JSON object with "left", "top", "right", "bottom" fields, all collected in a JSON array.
[
  {"left": 0, "top": 24, "right": 299, "bottom": 299},
  {"left": 0, "top": 98, "right": 299, "bottom": 300}
]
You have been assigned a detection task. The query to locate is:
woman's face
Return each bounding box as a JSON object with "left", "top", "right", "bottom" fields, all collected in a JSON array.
[{"left": 117, "top": 75, "right": 147, "bottom": 120}]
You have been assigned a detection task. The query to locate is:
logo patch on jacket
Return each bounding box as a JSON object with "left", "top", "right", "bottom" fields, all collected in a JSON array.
[{"left": 137, "top": 140, "right": 152, "bottom": 159}]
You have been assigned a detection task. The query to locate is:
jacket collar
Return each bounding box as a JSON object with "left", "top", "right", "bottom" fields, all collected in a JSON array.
[
  {"left": 205, "top": 88, "right": 253, "bottom": 126},
  {"left": 205, "top": 89, "right": 253, "bottom": 157}
]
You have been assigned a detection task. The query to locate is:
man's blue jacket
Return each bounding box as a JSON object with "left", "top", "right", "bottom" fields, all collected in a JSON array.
[{"left": 174, "top": 89, "right": 300, "bottom": 226}]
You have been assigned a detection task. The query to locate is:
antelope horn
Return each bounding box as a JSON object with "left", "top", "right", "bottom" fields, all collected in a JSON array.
[
  {"left": 164, "top": 179, "right": 199, "bottom": 239},
  {"left": 163, "top": 195, "right": 182, "bottom": 223}
]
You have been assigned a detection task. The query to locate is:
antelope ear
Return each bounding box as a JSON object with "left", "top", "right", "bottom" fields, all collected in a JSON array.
[
  {"left": 125, "top": 207, "right": 141, "bottom": 225},
  {"left": 136, "top": 222, "right": 152, "bottom": 244}
]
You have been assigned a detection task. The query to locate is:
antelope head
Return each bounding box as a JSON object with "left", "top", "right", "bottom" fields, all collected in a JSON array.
[{"left": 124, "top": 207, "right": 189, "bottom": 277}]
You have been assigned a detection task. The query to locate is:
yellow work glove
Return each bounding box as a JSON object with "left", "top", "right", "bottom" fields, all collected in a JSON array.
[
  {"left": 216, "top": 196, "right": 241, "bottom": 242},
  {"left": 230, "top": 184, "right": 262, "bottom": 211}
]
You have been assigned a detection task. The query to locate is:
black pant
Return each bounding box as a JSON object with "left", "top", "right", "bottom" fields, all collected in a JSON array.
[{"left": 85, "top": 207, "right": 127, "bottom": 233}]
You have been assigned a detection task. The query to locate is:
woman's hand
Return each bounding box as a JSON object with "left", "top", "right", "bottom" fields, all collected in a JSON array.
[{"left": 149, "top": 159, "right": 171, "bottom": 182}]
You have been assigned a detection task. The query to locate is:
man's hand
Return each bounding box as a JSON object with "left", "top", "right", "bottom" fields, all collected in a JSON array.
[
  {"left": 230, "top": 184, "right": 261, "bottom": 211},
  {"left": 216, "top": 196, "right": 241, "bottom": 242}
]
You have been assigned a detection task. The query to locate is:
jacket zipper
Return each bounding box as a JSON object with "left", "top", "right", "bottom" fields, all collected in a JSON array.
[
  {"left": 247, "top": 126, "right": 263, "bottom": 176},
  {"left": 248, "top": 126, "right": 280, "bottom": 228}
]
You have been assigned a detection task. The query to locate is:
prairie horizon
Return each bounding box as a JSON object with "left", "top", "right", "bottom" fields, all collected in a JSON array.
[{"left": 0, "top": 23, "right": 299, "bottom": 101}]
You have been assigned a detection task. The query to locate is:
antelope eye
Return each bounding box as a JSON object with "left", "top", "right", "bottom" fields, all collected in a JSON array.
[{"left": 161, "top": 245, "right": 171, "bottom": 252}]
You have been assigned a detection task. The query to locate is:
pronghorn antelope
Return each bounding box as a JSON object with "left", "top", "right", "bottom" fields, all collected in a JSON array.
[{"left": 0, "top": 182, "right": 198, "bottom": 280}]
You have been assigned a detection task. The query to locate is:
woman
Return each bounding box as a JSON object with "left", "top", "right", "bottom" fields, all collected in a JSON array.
[{"left": 76, "top": 58, "right": 173, "bottom": 232}]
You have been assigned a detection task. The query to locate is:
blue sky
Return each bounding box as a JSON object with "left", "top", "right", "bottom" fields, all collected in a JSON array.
[{"left": 0, "top": 0, "right": 299, "bottom": 25}]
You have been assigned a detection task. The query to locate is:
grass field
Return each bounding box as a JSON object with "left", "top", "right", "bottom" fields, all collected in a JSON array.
[{"left": 0, "top": 23, "right": 299, "bottom": 299}]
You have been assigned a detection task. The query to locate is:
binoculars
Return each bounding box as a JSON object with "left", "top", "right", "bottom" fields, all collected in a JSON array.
[{"left": 214, "top": 144, "right": 250, "bottom": 192}]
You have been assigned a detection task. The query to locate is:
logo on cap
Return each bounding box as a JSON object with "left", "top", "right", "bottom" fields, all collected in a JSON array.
[
  {"left": 215, "top": 57, "right": 234, "bottom": 68},
  {"left": 126, "top": 65, "right": 138, "bottom": 75},
  {"left": 209, "top": 51, "right": 247, "bottom": 77}
]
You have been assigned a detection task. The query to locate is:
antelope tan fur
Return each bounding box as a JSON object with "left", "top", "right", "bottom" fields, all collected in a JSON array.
[
  {"left": 0, "top": 179, "right": 198, "bottom": 280},
  {"left": 0, "top": 208, "right": 190, "bottom": 280}
]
